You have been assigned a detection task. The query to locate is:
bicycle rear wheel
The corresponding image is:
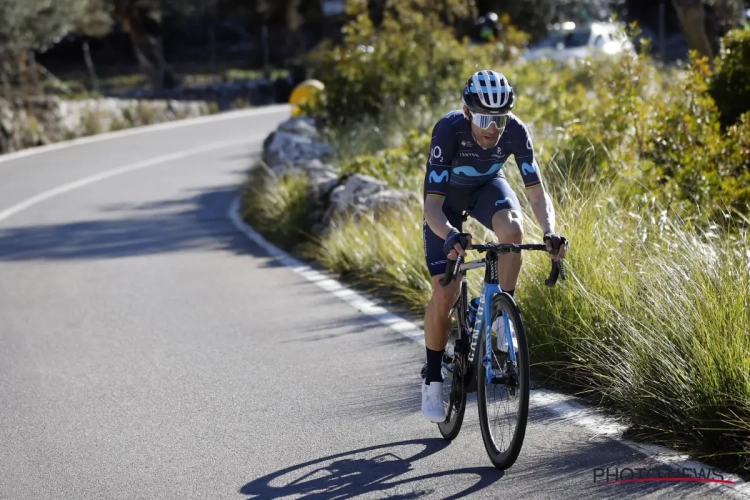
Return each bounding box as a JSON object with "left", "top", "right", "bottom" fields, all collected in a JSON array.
[
  {"left": 477, "top": 292, "right": 530, "bottom": 469},
  {"left": 438, "top": 309, "right": 468, "bottom": 440}
]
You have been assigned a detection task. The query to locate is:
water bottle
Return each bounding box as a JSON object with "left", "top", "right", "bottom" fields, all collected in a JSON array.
[{"left": 467, "top": 297, "right": 480, "bottom": 329}]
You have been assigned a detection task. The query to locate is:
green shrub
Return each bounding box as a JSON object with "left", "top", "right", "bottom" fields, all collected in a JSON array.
[
  {"left": 638, "top": 56, "right": 750, "bottom": 224},
  {"left": 339, "top": 129, "right": 431, "bottom": 191},
  {"left": 710, "top": 29, "right": 750, "bottom": 128},
  {"left": 304, "top": 0, "right": 527, "bottom": 127}
]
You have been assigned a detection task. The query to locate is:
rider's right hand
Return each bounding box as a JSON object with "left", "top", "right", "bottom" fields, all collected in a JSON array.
[{"left": 443, "top": 228, "right": 472, "bottom": 260}]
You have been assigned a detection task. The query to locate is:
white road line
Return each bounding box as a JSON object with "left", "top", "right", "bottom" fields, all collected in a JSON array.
[
  {"left": 0, "top": 104, "right": 290, "bottom": 165},
  {"left": 0, "top": 139, "right": 254, "bottom": 222},
  {"left": 228, "top": 196, "right": 750, "bottom": 498}
]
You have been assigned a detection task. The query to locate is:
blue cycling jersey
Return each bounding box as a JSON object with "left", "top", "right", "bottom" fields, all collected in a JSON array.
[{"left": 423, "top": 110, "right": 542, "bottom": 199}]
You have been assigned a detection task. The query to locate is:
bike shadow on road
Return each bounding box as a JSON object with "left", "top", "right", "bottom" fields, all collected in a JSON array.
[{"left": 239, "top": 438, "right": 504, "bottom": 500}]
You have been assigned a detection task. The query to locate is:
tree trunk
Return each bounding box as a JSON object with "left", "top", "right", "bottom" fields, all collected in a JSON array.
[
  {"left": 28, "top": 51, "right": 39, "bottom": 95},
  {"left": 114, "top": 6, "right": 180, "bottom": 90},
  {"left": 671, "top": 0, "right": 715, "bottom": 62},
  {"left": 82, "top": 40, "right": 100, "bottom": 94},
  {"left": 15, "top": 51, "right": 29, "bottom": 95},
  {"left": 209, "top": 19, "right": 217, "bottom": 80},
  {"left": 286, "top": 0, "right": 304, "bottom": 60},
  {"left": 0, "top": 51, "right": 12, "bottom": 99}
]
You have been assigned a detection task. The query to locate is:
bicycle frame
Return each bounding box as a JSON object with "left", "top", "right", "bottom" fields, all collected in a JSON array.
[
  {"left": 460, "top": 250, "right": 516, "bottom": 385},
  {"left": 441, "top": 243, "right": 564, "bottom": 384}
]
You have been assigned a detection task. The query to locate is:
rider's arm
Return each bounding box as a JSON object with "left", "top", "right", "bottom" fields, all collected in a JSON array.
[
  {"left": 423, "top": 117, "right": 457, "bottom": 239},
  {"left": 526, "top": 176, "right": 556, "bottom": 235},
  {"left": 513, "top": 121, "right": 555, "bottom": 234},
  {"left": 424, "top": 196, "right": 454, "bottom": 239}
]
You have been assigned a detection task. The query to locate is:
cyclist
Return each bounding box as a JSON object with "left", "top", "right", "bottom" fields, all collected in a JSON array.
[{"left": 421, "top": 69, "right": 569, "bottom": 422}]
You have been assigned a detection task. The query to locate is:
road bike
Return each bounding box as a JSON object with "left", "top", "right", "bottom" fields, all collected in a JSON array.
[{"left": 422, "top": 239, "right": 566, "bottom": 470}]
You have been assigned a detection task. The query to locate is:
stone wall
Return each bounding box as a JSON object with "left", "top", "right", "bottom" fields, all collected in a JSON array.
[{"left": 0, "top": 96, "right": 215, "bottom": 155}]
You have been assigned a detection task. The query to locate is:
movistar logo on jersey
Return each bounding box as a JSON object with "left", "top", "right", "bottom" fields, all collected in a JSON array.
[
  {"left": 521, "top": 162, "right": 537, "bottom": 175},
  {"left": 429, "top": 170, "right": 449, "bottom": 184},
  {"left": 454, "top": 163, "right": 504, "bottom": 177}
]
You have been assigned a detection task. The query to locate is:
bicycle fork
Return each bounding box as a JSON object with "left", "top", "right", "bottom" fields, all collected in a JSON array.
[{"left": 468, "top": 285, "right": 518, "bottom": 386}]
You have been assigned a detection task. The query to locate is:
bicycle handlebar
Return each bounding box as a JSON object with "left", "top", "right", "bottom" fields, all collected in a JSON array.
[{"left": 439, "top": 242, "right": 567, "bottom": 287}]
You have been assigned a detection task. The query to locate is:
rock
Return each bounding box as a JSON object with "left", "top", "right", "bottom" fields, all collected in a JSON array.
[
  {"left": 325, "top": 173, "right": 418, "bottom": 221},
  {"left": 301, "top": 159, "right": 339, "bottom": 188},
  {"left": 364, "top": 189, "right": 420, "bottom": 212},
  {"left": 278, "top": 116, "right": 318, "bottom": 137},
  {"left": 271, "top": 158, "right": 340, "bottom": 198},
  {"left": 318, "top": 176, "right": 342, "bottom": 197},
  {"left": 256, "top": 117, "right": 420, "bottom": 235},
  {"left": 262, "top": 125, "right": 333, "bottom": 170},
  {"left": 328, "top": 174, "right": 389, "bottom": 214}
]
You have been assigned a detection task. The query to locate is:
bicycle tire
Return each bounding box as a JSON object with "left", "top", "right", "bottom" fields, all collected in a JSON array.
[
  {"left": 438, "top": 313, "right": 468, "bottom": 440},
  {"left": 477, "top": 293, "right": 530, "bottom": 469}
]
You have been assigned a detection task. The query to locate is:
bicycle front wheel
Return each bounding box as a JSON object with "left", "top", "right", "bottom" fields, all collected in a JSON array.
[{"left": 477, "top": 292, "right": 530, "bottom": 469}]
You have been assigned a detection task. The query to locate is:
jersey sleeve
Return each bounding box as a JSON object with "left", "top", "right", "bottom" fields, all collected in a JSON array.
[
  {"left": 423, "top": 117, "right": 456, "bottom": 199},
  {"left": 512, "top": 119, "right": 543, "bottom": 190}
]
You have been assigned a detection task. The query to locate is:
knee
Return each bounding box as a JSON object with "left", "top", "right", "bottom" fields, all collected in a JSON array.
[
  {"left": 493, "top": 212, "right": 524, "bottom": 243},
  {"left": 431, "top": 282, "right": 460, "bottom": 313}
]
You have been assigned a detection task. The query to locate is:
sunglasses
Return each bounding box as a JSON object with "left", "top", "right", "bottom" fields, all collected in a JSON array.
[{"left": 469, "top": 112, "right": 509, "bottom": 130}]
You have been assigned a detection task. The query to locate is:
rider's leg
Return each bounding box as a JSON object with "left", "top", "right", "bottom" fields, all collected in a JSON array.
[
  {"left": 422, "top": 218, "right": 463, "bottom": 384},
  {"left": 472, "top": 176, "right": 524, "bottom": 294},
  {"left": 424, "top": 274, "right": 462, "bottom": 353},
  {"left": 422, "top": 217, "right": 464, "bottom": 422},
  {"left": 492, "top": 209, "right": 524, "bottom": 293}
]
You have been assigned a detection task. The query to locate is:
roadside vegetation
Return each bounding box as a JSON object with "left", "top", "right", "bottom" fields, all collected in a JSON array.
[{"left": 241, "top": 0, "right": 750, "bottom": 475}]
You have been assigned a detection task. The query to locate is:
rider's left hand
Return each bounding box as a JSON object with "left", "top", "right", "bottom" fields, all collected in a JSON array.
[{"left": 544, "top": 231, "right": 568, "bottom": 262}]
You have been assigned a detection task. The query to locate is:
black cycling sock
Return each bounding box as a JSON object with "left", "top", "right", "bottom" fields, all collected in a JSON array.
[
  {"left": 425, "top": 347, "right": 444, "bottom": 384},
  {"left": 506, "top": 289, "right": 515, "bottom": 297}
]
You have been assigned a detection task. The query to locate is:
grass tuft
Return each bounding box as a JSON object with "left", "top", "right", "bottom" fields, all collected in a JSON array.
[{"left": 240, "top": 163, "right": 317, "bottom": 251}]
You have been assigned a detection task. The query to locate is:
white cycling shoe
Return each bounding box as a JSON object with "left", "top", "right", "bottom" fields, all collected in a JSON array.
[
  {"left": 421, "top": 380, "right": 445, "bottom": 423},
  {"left": 492, "top": 315, "right": 518, "bottom": 353}
]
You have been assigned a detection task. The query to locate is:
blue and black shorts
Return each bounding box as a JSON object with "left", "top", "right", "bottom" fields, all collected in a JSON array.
[{"left": 423, "top": 175, "right": 521, "bottom": 277}]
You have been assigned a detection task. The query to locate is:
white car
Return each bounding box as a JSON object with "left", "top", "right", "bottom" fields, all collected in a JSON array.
[{"left": 521, "top": 22, "right": 635, "bottom": 62}]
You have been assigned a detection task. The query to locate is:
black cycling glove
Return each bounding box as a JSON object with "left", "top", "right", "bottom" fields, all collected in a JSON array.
[
  {"left": 443, "top": 228, "right": 471, "bottom": 257},
  {"left": 543, "top": 230, "right": 568, "bottom": 255}
]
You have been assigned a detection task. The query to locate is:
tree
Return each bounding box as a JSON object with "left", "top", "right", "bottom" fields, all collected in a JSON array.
[
  {"left": 0, "top": 0, "right": 87, "bottom": 53},
  {"left": 75, "top": 0, "right": 114, "bottom": 93},
  {"left": 107, "top": 0, "right": 181, "bottom": 90},
  {"left": 0, "top": 0, "right": 87, "bottom": 95},
  {"left": 671, "top": 0, "right": 715, "bottom": 60}
]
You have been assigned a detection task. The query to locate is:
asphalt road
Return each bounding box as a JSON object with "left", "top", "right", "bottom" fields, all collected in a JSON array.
[{"left": 0, "top": 105, "right": 741, "bottom": 500}]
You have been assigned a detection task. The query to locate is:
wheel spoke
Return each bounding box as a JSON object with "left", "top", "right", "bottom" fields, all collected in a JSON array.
[{"left": 477, "top": 295, "right": 530, "bottom": 470}]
